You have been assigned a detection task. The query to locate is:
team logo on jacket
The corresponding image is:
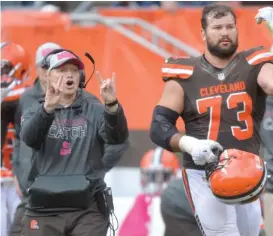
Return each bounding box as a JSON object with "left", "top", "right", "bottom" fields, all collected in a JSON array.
[
  {"left": 60, "top": 141, "right": 72, "bottom": 156},
  {"left": 30, "top": 219, "right": 39, "bottom": 230}
]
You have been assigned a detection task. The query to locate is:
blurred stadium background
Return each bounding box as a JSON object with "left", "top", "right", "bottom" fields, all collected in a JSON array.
[{"left": 1, "top": 1, "right": 272, "bottom": 235}]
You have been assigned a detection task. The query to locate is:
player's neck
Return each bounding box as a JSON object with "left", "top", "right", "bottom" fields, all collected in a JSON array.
[{"left": 204, "top": 50, "right": 237, "bottom": 69}]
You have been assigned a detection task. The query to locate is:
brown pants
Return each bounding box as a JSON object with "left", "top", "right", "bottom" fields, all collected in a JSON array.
[
  {"left": 264, "top": 192, "right": 273, "bottom": 236},
  {"left": 21, "top": 201, "right": 109, "bottom": 236}
]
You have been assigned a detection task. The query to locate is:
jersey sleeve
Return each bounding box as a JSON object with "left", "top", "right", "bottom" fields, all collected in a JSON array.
[
  {"left": 241, "top": 46, "right": 273, "bottom": 82},
  {"left": 161, "top": 57, "right": 195, "bottom": 82},
  {"left": 245, "top": 47, "right": 273, "bottom": 71}
]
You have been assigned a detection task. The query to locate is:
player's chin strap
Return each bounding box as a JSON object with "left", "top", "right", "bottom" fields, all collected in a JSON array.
[{"left": 204, "top": 150, "right": 236, "bottom": 181}]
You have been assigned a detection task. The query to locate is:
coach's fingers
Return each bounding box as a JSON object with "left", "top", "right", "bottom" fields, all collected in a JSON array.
[
  {"left": 96, "top": 71, "right": 103, "bottom": 84},
  {"left": 112, "top": 72, "right": 116, "bottom": 84}
]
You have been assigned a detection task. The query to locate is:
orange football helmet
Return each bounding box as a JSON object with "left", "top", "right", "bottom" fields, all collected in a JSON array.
[
  {"left": 205, "top": 149, "right": 267, "bottom": 205},
  {"left": 1, "top": 42, "right": 29, "bottom": 84},
  {"left": 1, "top": 42, "right": 30, "bottom": 102},
  {"left": 140, "top": 147, "right": 180, "bottom": 195}
]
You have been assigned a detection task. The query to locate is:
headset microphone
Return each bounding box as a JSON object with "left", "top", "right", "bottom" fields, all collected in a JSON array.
[
  {"left": 84, "top": 52, "right": 95, "bottom": 88},
  {"left": 85, "top": 52, "right": 95, "bottom": 65}
]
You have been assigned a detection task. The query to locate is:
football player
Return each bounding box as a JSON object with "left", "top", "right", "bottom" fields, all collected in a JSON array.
[
  {"left": 150, "top": 4, "right": 273, "bottom": 236},
  {"left": 119, "top": 147, "right": 180, "bottom": 236}
]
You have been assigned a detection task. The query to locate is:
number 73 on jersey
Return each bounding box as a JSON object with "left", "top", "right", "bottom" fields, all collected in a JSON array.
[{"left": 196, "top": 91, "right": 253, "bottom": 141}]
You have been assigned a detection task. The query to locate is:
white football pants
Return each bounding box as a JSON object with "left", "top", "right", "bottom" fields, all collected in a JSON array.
[{"left": 182, "top": 169, "right": 262, "bottom": 236}]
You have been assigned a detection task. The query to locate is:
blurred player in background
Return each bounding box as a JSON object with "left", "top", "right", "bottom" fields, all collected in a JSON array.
[
  {"left": 119, "top": 147, "right": 179, "bottom": 236},
  {"left": 1, "top": 42, "right": 29, "bottom": 149},
  {"left": 150, "top": 4, "right": 273, "bottom": 236},
  {"left": 1, "top": 42, "right": 30, "bottom": 236}
]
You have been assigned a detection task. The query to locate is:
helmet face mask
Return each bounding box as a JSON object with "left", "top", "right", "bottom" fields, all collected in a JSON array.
[
  {"left": 1, "top": 42, "right": 29, "bottom": 83},
  {"left": 205, "top": 149, "right": 267, "bottom": 205},
  {"left": 1, "top": 60, "right": 13, "bottom": 74},
  {"left": 141, "top": 168, "right": 174, "bottom": 196},
  {"left": 140, "top": 147, "right": 180, "bottom": 196},
  {"left": 1, "top": 61, "right": 14, "bottom": 86}
]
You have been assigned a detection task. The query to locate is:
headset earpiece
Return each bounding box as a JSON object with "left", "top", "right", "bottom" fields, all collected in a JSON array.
[{"left": 79, "top": 70, "right": 85, "bottom": 88}]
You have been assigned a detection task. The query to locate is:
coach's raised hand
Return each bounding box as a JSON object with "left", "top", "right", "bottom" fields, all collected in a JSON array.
[
  {"left": 96, "top": 71, "right": 118, "bottom": 111},
  {"left": 44, "top": 75, "right": 64, "bottom": 114}
]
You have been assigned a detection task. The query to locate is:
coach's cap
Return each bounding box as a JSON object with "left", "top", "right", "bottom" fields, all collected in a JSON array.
[
  {"left": 47, "top": 51, "right": 84, "bottom": 73},
  {"left": 35, "top": 42, "right": 61, "bottom": 66}
]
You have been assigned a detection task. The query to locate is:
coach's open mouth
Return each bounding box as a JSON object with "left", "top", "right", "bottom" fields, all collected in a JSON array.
[{"left": 66, "top": 80, "right": 75, "bottom": 88}]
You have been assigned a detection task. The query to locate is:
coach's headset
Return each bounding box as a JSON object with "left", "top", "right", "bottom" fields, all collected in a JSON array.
[{"left": 40, "top": 48, "right": 95, "bottom": 88}]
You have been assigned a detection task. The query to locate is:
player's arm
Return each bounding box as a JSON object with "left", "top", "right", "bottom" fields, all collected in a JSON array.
[
  {"left": 150, "top": 79, "right": 222, "bottom": 157},
  {"left": 150, "top": 80, "right": 184, "bottom": 152},
  {"left": 150, "top": 57, "right": 223, "bottom": 165},
  {"left": 256, "top": 7, "right": 273, "bottom": 95},
  {"left": 257, "top": 63, "right": 273, "bottom": 95}
]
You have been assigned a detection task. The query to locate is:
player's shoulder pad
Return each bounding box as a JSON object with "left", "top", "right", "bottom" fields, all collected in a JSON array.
[
  {"left": 162, "top": 56, "right": 197, "bottom": 80},
  {"left": 242, "top": 46, "right": 273, "bottom": 66}
]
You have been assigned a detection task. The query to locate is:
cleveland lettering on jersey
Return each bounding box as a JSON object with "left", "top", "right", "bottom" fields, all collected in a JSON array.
[{"left": 200, "top": 81, "right": 246, "bottom": 97}]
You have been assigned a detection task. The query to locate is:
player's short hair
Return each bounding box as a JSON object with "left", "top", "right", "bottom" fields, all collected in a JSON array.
[{"left": 201, "top": 4, "right": 237, "bottom": 30}]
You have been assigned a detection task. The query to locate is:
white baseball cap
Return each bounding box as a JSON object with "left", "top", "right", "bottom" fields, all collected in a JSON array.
[
  {"left": 47, "top": 50, "right": 84, "bottom": 73},
  {"left": 35, "top": 42, "right": 61, "bottom": 66}
]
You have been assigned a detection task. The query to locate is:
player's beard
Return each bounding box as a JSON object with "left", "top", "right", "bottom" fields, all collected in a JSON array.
[{"left": 207, "top": 35, "right": 238, "bottom": 59}]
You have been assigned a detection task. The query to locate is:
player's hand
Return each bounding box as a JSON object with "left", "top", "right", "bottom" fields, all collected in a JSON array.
[
  {"left": 179, "top": 136, "right": 223, "bottom": 166},
  {"left": 96, "top": 71, "right": 117, "bottom": 104},
  {"left": 255, "top": 7, "right": 273, "bottom": 24},
  {"left": 44, "top": 75, "right": 64, "bottom": 113}
]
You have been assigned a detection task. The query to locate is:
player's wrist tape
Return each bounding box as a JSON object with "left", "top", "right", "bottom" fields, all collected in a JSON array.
[{"left": 178, "top": 135, "right": 198, "bottom": 153}]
